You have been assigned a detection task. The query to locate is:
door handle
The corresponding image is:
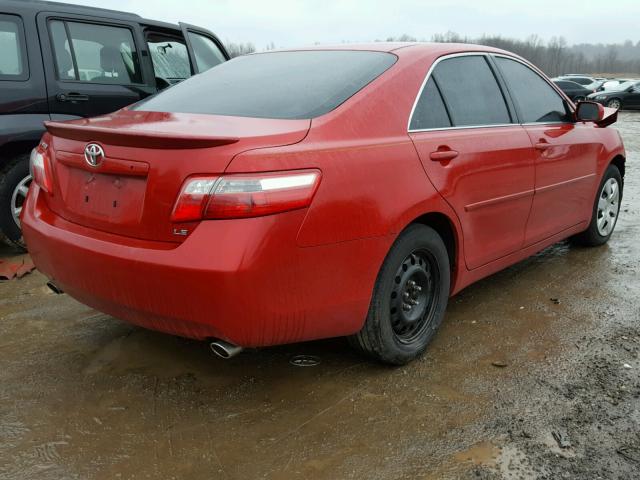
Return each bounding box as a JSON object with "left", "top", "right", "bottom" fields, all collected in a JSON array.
[
  {"left": 429, "top": 149, "right": 459, "bottom": 161},
  {"left": 534, "top": 141, "right": 551, "bottom": 151},
  {"left": 56, "top": 93, "right": 89, "bottom": 102}
]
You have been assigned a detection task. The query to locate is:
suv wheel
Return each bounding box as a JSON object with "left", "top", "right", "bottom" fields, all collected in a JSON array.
[
  {"left": 349, "top": 224, "right": 450, "bottom": 365},
  {"left": 0, "top": 154, "right": 31, "bottom": 250}
]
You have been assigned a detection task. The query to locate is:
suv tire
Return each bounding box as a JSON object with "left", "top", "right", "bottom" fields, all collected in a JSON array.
[{"left": 0, "top": 154, "right": 30, "bottom": 251}]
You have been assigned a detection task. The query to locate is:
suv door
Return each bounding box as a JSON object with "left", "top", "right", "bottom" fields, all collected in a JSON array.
[
  {"left": 180, "top": 22, "right": 228, "bottom": 74},
  {"left": 409, "top": 54, "right": 536, "bottom": 270},
  {"left": 494, "top": 56, "right": 601, "bottom": 245},
  {"left": 36, "top": 13, "right": 155, "bottom": 120}
]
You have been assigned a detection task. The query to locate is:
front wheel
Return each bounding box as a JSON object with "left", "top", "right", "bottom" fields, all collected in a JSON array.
[
  {"left": 571, "top": 164, "right": 622, "bottom": 247},
  {"left": 349, "top": 224, "right": 450, "bottom": 365}
]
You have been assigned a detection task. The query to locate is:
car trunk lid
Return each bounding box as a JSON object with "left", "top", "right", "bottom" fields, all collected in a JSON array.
[{"left": 44, "top": 110, "right": 311, "bottom": 243}]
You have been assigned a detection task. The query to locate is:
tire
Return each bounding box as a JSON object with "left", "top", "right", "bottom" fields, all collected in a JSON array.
[
  {"left": 571, "top": 164, "right": 622, "bottom": 247},
  {"left": 606, "top": 98, "right": 622, "bottom": 110},
  {"left": 0, "top": 154, "right": 31, "bottom": 251},
  {"left": 349, "top": 224, "right": 450, "bottom": 365}
]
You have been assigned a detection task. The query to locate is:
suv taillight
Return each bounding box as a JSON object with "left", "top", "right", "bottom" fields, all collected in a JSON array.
[
  {"left": 171, "top": 170, "right": 321, "bottom": 222},
  {"left": 30, "top": 143, "right": 53, "bottom": 193}
]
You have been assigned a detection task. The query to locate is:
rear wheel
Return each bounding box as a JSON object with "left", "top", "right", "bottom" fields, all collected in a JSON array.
[
  {"left": 571, "top": 164, "right": 622, "bottom": 247},
  {"left": 349, "top": 224, "right": 450, "bottom": 365},
  {"left": 0, "top": 155, "right": 30, "bottom": 250}
]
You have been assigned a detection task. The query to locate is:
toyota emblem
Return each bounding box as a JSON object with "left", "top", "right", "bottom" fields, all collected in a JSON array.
[{"left": 84, "top": 143, "right": 104, "bottom": 167}]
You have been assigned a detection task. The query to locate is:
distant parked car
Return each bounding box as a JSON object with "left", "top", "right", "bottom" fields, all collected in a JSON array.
[
  {"left": 588, "top": 81, "right": 640, "bottom": 109},
  {"left": 553, "top": 80, "right": 593, "bottom": 102},
  {"left": 554, "top": 75, "right": 600, "bottom": 91},
  {"left": 0, "top": 0, "right": 229, "bottom": 249},
  {"left": 23, "top": 44, "right": 625, "bottom": 365}
]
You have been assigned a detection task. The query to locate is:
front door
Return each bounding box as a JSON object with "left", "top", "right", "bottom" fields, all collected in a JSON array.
[
  {"left": 409, "top": 54, "right": 536, "bottom": 270},
  {"left": 493, "top": 56, "right": 601, "bottom": 245},
  {"left": 37, "top": 13, "right": 154, "bottom": 120}
]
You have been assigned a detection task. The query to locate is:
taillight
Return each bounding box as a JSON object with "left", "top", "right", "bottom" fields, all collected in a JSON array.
[
  {"left": 30, "top": 142, "right": 53, "bottom": 193},
  {"left": 171, "top": 170, "right": 321, "bottom": 222}
]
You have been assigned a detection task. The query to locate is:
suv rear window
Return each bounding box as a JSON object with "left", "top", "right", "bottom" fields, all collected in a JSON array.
[
  {"left": 134, "top": 50, "right": 397, "bottom": 119},
  {"left": 0, "top": 15, "right": 28, "bottom": 81}
]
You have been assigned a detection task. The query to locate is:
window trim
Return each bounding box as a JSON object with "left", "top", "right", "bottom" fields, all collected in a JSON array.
[
  {"left": 407, "top": 52, "right": 575, "bottom": 133},
  {"left": 46, "top": 17, "right": 145, "bottom": 86},
  {"left": 0, "top": 13, "right": 29, "bottom": 82}
]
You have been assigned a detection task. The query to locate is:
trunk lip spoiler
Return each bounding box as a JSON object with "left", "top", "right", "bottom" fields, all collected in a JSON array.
[{"left": 44, "top": 121, "right": 240, "bottom": 149}]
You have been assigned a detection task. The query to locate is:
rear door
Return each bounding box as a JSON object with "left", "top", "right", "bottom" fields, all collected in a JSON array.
[
  {"left": 409, "top": 54, "right": 536, "bottom": 270},
  {"left": 626, "top": 82, "right": 640, "bottom": 108},
  {"left": 36, "top": 13, "right": 155, "bottom": 120},
  {"left": 493, "top": 55, "right": 601, "bottom": 245}
]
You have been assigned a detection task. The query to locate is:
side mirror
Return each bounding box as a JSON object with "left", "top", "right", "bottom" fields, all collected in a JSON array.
[
  {"left": 576, "top": 100, "right": 617, "bottom": 127},
  {"left": 576, "top": 101, "right": 604, "bottom": 122}
]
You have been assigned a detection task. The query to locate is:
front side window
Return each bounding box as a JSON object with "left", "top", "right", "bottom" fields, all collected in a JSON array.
[
  {"left": 496, "top": 57, "right": 570, "bottom": 123},
  {"left": 187, "top": 32, "right": 226, "bottom": 72},
  {"left": 49, "top": 20, "right": 142, "bottom": 84},
  {"left": 432, "top": 56, "right": 512, "bottom": 127},
  {"left": 410, "top": 77, "right": 451, "bottom": 130},
  {"left": 134, "top": 50, "right": 396, "bottom": 119},
  {"left": 0, "top": 15, "right": 27, "bottom": 80}
]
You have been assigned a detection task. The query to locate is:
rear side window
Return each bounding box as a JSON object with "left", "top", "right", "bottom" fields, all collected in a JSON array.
[
  {"left": 49, "top": 20, "right": 142, "bottom": 84},
  {"left": 134, "top": 50, "right": 397, "bottom": 119},
  {"left": 432, "top": 56, "right": 511, "bottom": 127},
  {"left": 409, "top": 78, "right": 451, "bottom": 130},
  {"left": 187, "top": 32, "right": 226, "bottom": 72},
  {"left": 0, "top": 15, "right": 28, "bottom": 81},
  {"left": 496, "top": 57, "right": 570, "bottom": 123}
]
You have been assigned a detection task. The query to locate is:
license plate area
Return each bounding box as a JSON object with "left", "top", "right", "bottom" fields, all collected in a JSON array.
[{"left": 61, "top": 167, "right": 146, "bottom": 224}]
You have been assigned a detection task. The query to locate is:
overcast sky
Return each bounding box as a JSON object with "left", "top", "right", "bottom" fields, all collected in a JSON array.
[{"left": 63, "top": 0, "right": 640, "bottom": 49}]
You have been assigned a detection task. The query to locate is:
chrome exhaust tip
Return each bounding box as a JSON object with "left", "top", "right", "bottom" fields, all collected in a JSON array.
[
  {"left": 46, "top": 281, "right": 64, "bottom": 294},
  {"left": 209, "top": 340, "right": 243, "bottom": 359}
]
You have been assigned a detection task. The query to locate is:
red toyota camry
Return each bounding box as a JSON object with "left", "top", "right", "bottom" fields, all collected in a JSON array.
[{"left": 22, "top": 43, "right": 625, "bottom": 365}]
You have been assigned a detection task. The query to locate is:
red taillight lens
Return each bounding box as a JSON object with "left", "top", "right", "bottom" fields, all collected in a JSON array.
[
  {"left": 30, "top": 143, "right": 53, "bottom": 193},
  {"left": 171, "top": 170, "right": 321, "bottom": 222},
  {"left": 171, "top": 177, "right": 218, "bottom": 222}
]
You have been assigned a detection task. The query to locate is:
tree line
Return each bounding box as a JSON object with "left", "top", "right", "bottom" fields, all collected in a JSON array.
[
  {"left": 389, "top": 32, "right": 640, "bottom": 76},
  {"left": 224, "top": 34, "right": 640, "bottom": 76}
]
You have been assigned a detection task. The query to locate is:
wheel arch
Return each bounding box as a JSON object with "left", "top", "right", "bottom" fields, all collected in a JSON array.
[
  {"left": 407, "top": 211, "right": 459, "bottom": 275},
  {"left": 0, "top": 141, "right": 37, "bottom": 168},
  {"left": 610, "top": 154, "right": 625, "bottom": 181}
]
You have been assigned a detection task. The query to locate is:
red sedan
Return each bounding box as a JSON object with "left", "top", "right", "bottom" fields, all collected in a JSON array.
[{"left": 22, "top": 43, "right": 625, "bottom": 365}]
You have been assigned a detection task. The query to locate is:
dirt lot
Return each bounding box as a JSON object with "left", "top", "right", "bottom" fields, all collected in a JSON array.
[{"left": 1, "top": 112, "right": 639, "bottom": 480}]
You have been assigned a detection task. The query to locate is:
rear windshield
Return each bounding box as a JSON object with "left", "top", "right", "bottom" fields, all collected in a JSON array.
[{"left": 133, "top": 50, "right": 397, "bottom": 119}]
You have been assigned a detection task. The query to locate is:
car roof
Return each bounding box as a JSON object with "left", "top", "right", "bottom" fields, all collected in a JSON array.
[
  {"left": 263, "top": 42, "right": 517, "bottom": 56},
  {"left": 4, "top": 0, "right": 183, "bottom": 31}
]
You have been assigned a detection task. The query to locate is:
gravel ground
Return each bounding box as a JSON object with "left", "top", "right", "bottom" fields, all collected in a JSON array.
[{"left": 0, "top": 112, "right": 638, "bottom": 480}]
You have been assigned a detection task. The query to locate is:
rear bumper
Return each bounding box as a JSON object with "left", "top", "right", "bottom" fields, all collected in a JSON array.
[{"left": 22, "top": 186, "right": 390, "bottom": 346}]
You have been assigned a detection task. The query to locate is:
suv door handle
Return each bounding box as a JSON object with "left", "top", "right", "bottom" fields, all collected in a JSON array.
[
  {"left": 56, "top": 93, "right": 89, "bottom": 102},
  {"left": 429, "top": 149, "right": 459, "bottom": 161},
  {"left": 534, "top": 141, "right": 551, "bottom": 151}
]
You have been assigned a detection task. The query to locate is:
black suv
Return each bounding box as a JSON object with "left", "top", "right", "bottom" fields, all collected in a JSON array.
[{"left": 0, "top": 0, "right": 229, "bottom": 248}]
